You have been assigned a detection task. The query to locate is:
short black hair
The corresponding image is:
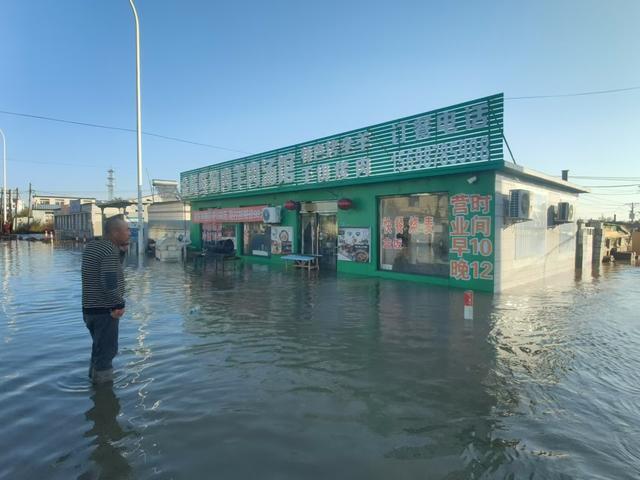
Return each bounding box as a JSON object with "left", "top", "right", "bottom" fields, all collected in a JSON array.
[{"left": 104, "top": 215, "right": 126, "bottom": 236}]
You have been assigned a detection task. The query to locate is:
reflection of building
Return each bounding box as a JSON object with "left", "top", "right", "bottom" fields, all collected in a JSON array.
[{"left": 181, "top": 94, "right": 587, "bottom": 292}]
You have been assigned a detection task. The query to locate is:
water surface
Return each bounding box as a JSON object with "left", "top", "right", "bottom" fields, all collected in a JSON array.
[{"left": 1, "top": 241, "right": 638, "bottom": 479}]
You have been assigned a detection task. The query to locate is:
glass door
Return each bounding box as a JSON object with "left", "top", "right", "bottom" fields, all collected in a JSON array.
[
  {"left": 301, "top": 213, "right": 318, "bottom": 255},
  {"left": 317, "top": 214, "right": 337, "bottom": 271}
]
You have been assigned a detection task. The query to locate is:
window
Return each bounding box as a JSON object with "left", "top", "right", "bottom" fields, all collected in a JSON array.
[
  {"left": 202, "top": 223, "right": 236, "bottom": 251},
  {"left": 243, "top": 223, "right": 270, "bottom": 257},
  {"left": 379, "top": 193, "right": 449, "bottom": 276}
]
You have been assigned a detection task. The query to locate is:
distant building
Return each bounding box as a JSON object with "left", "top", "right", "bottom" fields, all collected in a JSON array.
[
  {"left": 27, "top": 195, "right": 95, "bottom": 228},
  {"left": 31, "top": 204, "right": 60, "bottom": 225},
  {"left": 586, "top": 221, "right": 633, "bottom": 262},
  {"left": 32, "top": 195, "right": 94, "bottom": 208},
  {"left": 54, "top": 199, "right": 119, "bottom": 240},
  {"left": 148, "top": 201, "right": 191, "bottom": 243},
  {"left": 147, "top": 181, "right": 191, "bottom": 256},
  {"left": 52, "top": 190, "right": 178, "bottom": 242},
  {"left": 632, "top": 230, "right": 640, "bottom": 257},
  {"left": 150, "top": 179, "right": 181, "bottom": 202}
]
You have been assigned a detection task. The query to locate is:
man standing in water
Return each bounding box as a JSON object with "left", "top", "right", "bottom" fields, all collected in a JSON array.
[{"left": 82, "top": 215, "right": 130, "bottom": 384}]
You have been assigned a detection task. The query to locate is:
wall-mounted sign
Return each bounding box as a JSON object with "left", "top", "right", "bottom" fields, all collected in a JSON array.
[
  {"left": 270, "top": 226, "right": 293, "bottom": 255},
  {"left": 338, "top": 227, "right": 371, "bottom": 263},
  {"left": 181, "top": 94, "right": 503, "bottom": 199},
  {"left": 192, "top": 205, "right": 267, "bottom": 224},
  {"left": 448, "top": 193, "right": 494, "bottom": 284}
]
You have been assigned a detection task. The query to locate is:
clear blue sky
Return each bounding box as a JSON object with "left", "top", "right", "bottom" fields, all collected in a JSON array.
[{"left": 1, "top": 0, "right": 638, "bottom": 220}]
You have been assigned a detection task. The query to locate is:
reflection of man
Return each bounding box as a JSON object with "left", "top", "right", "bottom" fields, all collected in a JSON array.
[
  {"left": 84, "top": 385, "right": 131, "bottom": 478},
  {"left": 81, "top": 216, "right": 130, "bottom": 384},
  {"left": 393, "top": 245, "right": 411, "bottom": 270}
]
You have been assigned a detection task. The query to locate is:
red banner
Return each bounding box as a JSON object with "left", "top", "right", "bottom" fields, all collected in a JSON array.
[{"left": 192, "top": 206, "right": 267, "bottom": 224}]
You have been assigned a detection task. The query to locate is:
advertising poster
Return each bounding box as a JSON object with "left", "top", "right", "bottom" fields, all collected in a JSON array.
[
  {"left": 338, "top": 227, "right": 370, "bottom": 263},
  {"left": 270, "top": 226, "right": 293, "bottom": 255}
]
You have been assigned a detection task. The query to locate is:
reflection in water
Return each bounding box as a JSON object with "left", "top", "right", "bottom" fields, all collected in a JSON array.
[
  {"left": 1, "top": 241, "right": 17, "bottom": 344},
  {"left": 179, "top": 265, "right": 501, "bottom": 477},
  {"left": 81, "top": 386, "right": 131, "bottom": 480}
]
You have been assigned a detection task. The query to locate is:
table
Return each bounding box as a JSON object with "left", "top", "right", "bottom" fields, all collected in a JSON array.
[{"left": 281, "top": 254, "right": 320, "bottom": 272}]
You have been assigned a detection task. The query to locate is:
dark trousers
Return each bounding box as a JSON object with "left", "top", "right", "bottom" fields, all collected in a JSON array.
[{"left": 84, "top": 312, "right": 119, "bottom": 373}]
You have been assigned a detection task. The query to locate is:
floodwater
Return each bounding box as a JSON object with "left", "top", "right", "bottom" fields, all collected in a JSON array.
[{"left": 1, "top": 241, "right": 639, "bottom": 480}]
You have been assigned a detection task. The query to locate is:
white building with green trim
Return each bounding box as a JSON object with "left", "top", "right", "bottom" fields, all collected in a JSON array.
[{"left": 181, "top": 94, "right": 587, "bottom": 292}]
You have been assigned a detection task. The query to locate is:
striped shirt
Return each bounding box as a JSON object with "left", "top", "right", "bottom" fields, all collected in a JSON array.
[{"left": 81, "top": 239, "right": 125, "bottom": 313}]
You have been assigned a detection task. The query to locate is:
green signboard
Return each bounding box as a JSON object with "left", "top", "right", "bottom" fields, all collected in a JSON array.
[
  {"left": 181, "top": 93, "right": 503, "bottom": 199},
  {"left": 448, "top": 192, "right": 495, "bottom": 289}
]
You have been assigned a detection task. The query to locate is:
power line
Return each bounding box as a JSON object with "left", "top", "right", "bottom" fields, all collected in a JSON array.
[
  {"left": 580, "top": 196, "right": 627, "bottom": 203},
  {"left": 579, "top": 201, "right": 624, "bottom": 206},
  {"left": 569, "top": 176, "right": 640, "bottom": 181},
  {"left": 8, "top": 157, "right": 108, "bottom": 168},
  {"left": 0, "top": 109, "right": 252, "bottom": 155},
  {"left": 585, "top": 192, "right": 640, "bottom": 196},
  {"left": 578, "top": 184, "right": 640, "bottom": 188},
  {"left": 35, "top": 189, "right": 151, "bottom": 195},
  {"left": 579, "top": 195, "right": 626, "bottom": 202},
  {"left": 506, "top": 85, "right": 640, "bottom": 100}
]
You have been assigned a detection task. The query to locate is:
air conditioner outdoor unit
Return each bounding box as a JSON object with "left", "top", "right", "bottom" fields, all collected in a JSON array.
[
  {"left": 508, "top": 189, "right": 531, "bottom": 220},
  {"left": 556, "top": 202, "right": 574, "bottom": 222},
  {"left": 262, "top": 206, "right": 281, "bottom": 224}
]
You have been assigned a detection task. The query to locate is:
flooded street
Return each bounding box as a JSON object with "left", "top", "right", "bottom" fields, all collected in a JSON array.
[{"left": 1, "top": 241, "right": 639, "bottom": 479}]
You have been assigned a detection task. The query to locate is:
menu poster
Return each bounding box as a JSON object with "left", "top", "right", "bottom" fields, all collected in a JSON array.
[
  {"left": 270, "top": 226, "right": 293, "bottom": 255},
  {"left": 338, "top": 227, "right": 371, "bottom": 263}
]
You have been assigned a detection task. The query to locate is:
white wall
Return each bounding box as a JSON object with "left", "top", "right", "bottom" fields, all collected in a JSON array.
[
  {"left": 147, "top": 201, "right": 190, "bottom": 242},
  {"left": 54, "top": 205, "right": 119, "bottom": 239},
  {"left": 494, "top": 174, "right": 580, "bottom": 292}
]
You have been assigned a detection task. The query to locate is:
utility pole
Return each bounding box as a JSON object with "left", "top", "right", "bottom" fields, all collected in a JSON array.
[
  {"left": 11, "top": 188, "right": 20, "bottom": 228},
  {"left": 626, "top": 202, "right": 636, "bottom": 222},
  {"left": 0, "top": 128, "right": 6, "bottom": 226},
  {"left": 107, "top": 168, "right": 115, "bottom": 201},
  {"left": 129, "top": 0, "right": 145, "bottom": 265},
  {"left": 7, "top": 189, "right": 11, "bottom": 222},
  {"left": 27, "top": 183, "right": 32, "bottom": 228}
]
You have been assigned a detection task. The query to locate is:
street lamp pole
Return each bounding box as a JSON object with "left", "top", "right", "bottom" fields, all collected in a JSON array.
[
  {"left": 0, "top": 128, "right": 6, "bottom": 225},
  {"left": 128, "top": 0, "right": 144, "bottom": 265}
]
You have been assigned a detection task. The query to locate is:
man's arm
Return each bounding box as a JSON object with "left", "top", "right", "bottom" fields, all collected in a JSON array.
[{"left": 100, "top": 253, "right": 125, "bottom": 310}]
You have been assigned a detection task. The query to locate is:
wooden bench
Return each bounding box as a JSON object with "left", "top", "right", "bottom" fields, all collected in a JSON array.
[{"left": 281, "top": 254, "right": 320, "bottom": 272}]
